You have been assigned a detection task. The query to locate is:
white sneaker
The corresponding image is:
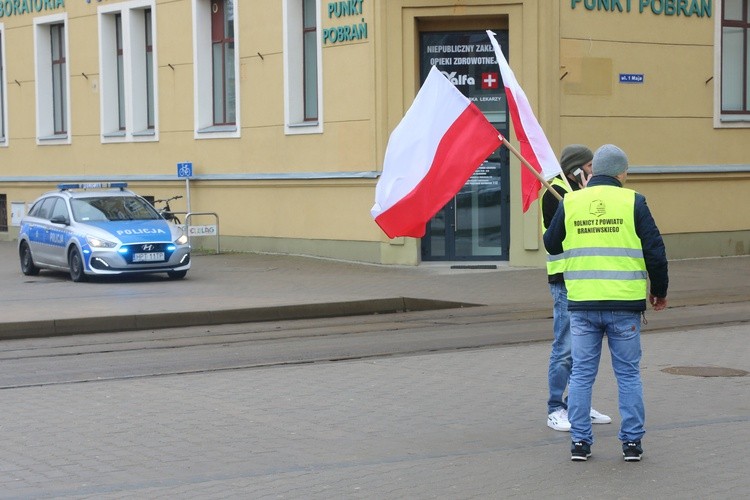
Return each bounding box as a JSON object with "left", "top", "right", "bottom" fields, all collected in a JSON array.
[
  {"left": 590, "top": 408, "right": 612, "bottom": 424},
  {"left": 547, "top": 408, "right": 571, "bottom": 431}
]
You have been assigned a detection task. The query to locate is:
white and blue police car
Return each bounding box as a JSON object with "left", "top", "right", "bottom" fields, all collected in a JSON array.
[{"left": 18, "top": 183, "right": 191, "bottom": 281}]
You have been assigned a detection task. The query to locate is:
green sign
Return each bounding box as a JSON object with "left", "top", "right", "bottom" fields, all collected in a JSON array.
[
  {"left": 571, "top": 0, "right": 712, "bottom": 17},
  {"left": 323, "top": 0, "right": 368, "bottom": 45},
  {"left": 0, "top": 0, "right": 65, "bottom": 18}
]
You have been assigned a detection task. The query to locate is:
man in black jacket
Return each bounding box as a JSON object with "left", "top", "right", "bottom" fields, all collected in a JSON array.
[{"left": 543, "top": 145, "right": 611, "bottom": 432}]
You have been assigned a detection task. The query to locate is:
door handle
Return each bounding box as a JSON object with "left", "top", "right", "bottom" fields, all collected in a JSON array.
[{"left": 453, "top": 197, "right": 458, "bottom": 229}]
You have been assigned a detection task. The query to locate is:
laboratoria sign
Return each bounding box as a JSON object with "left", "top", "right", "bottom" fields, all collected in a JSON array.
[{"left": 0, "top": 0, "right": 64, "bottom": 18}]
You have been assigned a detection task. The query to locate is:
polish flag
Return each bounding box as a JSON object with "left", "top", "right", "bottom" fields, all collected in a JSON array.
[
  {"left": 487, "top": 30, "right": 562, "bottom": 212},
  {"left": 371, "top": 66, "right": 502, "bottom": 239}
]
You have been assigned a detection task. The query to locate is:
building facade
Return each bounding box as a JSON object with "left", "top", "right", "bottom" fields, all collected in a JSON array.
[{"left": 0, "top": 0, "right": 748, "bottom": 267}]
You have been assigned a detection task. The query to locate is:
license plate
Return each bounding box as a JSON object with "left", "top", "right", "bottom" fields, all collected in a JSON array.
[{"left": 133, "top": 252, "right": 165, "bottom": 262}]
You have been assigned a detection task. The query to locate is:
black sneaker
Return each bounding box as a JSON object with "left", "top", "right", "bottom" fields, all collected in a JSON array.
[
  {"left": 571, "top": 441, "right": 592, "bottom": 461},
  {"left": 622, "top": 440, "right": 643, "bottom": 462}
]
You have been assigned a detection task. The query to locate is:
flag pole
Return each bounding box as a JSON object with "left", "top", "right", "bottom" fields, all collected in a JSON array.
[
  {"left": 560, "top": 172, "right": 574, "bottom": 192},
  {"left": 500, "top": 136, "right": 562, "bottom": 202}
]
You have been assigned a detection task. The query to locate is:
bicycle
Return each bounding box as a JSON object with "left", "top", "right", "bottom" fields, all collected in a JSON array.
[{"left": 153, "top": 195, "right": 183, "bottom": 224}]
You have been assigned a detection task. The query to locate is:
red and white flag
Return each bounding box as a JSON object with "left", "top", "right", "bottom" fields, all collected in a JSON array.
[
  {"left": 487, "top": 30, "right": 562, "bottom": 212},
  {"left": 371, "top": 66, "right": 502, "bottom": 239}
]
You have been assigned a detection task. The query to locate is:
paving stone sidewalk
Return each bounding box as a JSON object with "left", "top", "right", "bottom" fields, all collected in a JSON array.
[
  {"left": 0, "top": 323, "right": 747, "bottom": 499},
  {"left": 1, "top": 242, "right": 748, "bottom": 498}
]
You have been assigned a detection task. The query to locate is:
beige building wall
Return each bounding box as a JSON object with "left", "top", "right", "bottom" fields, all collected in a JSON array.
[
  {"left": 559, "top": 1, "right": 750, "bottom": 259},
  {"left": 1, "top": 0, "right": 388, "bottom": 263},
  {"left": 1, "top": 0, "right": 748, "bottom": 266}
]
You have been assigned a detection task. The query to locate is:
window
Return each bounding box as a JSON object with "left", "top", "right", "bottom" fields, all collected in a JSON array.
[
  {"left": 718, "top": 0, "right": 750, "bottom": 123},
  {"left": 0, "top": 26, "right": 6, "bottom": 145},
  {"left": 212, "top": 0, "right": 235, "bottom": 125},
  {"left": 145, "top": 9, "right": 154, "bottom": 130},
  {"left": 99, "top": 1, "right": 158, "bottom": 142},
  {"left": 283, "top": 0, "right": 323, "bottom": 134},
  {"left": 51, "top": 24, "right": 67, "bottom": 135},
  {"left": 50, "top": 198, "right": 70, "bottom": 222},
  {"left": 71, "top": 196, "right": 159, "bottom": 222},
  {"left": 0, "top": 194, "right": 7, "bottom": 232},
  {"left": 302, "top": 0, "right": 318, "bottom": 122},
  {"left": 28, "top": 200, "right": 44, "bottom": 218},
  {"left": 38, "top": 197, "right": 58, "bottom": 220},
  {"left": 116, "top": 14, "right": 126, "bottom": 131},
  {"left": 193, "top": 0, "right": 240, "bottom": 138},
  {"left": 34, "top": 14, "right": 70, "bottom": 144}
]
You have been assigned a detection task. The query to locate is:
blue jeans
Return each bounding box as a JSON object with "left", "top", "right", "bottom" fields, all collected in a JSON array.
[
  {"left": 568, "top": 310, "right": 645, "bottom": 445},
  {"left": 547, "top": 281, "right": 572, "bottom": 414}
]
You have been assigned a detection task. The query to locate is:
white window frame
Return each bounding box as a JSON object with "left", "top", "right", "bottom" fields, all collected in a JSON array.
[
  {"left": 34, "top": 14, "right": 71, "bottom": 145},
  {"left": 714, "top": 0, "right": 750, "bottom": 127},
  {"left": 99, "top": 0, "right": 159, "bottom": 143},
  {"left": 282, "top": 0, "right": 323, "bottom": 135},
  {"left": 192, "top": 0, "right": 241, "bottom": 139},
  {"left": 0, "top": 23, "right": 7, "bottom": 147}
]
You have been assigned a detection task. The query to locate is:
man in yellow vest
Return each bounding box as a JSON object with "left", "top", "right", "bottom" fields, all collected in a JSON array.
[
  {"left": 543, "top": 145, "right": 611, "bottom": 432},
  {"left": 543, "top": 144, "right": 669, "bottom": 462}
]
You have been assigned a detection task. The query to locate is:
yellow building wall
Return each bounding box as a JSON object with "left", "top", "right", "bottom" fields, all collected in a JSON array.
[
  {"left": 559, "top": 1, "right": 750, "bottom": 258},
  {"left": 1, "top": 0, "right": 387, "bottom": 262},
  {"left": 1, "top": 0, "right": 749, "bottom": 264}
]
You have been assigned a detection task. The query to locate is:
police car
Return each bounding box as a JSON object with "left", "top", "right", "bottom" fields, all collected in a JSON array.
[{"left": 18, "top": 183, "right": 191, "bottom": 281}]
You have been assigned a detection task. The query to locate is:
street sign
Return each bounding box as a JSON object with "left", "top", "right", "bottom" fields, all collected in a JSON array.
[
  {"left": 619, "top": 73, "right": 644, "bottom": 83},
  {"left": 177, "top": 162, "right": 193, "bottom": 178}
]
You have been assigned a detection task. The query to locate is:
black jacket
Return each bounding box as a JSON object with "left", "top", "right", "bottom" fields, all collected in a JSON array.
[{"left": 543, "top": 175, "right": 669, "bottom": 311}]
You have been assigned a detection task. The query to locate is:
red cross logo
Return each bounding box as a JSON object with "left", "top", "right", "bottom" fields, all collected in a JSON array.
[{"left": 481, "top": 72, "right": 499, "bottom": 89}]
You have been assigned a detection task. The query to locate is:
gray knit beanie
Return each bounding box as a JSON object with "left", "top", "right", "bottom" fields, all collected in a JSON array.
[
  {"left": 592, "top": 144, "right": 628, "bottom": 177},
  {"left": 559, "top": 144, "right": 593, "bottom": 175}
]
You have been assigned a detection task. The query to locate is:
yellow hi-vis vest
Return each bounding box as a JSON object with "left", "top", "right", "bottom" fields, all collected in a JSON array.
[
  {"left": 562, "top": 185, "right": 647, "bottom": 302},
  {"left": 543, "top": 177, "right": 570, "bottom": 276}
]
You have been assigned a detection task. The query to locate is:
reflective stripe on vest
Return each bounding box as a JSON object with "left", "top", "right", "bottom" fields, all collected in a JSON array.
[
  {"left": 543, "top": 177, "right": 570, "bottom": 276},
  {"left": 561, "top": 186, "right": 647, "bottom": 302}
]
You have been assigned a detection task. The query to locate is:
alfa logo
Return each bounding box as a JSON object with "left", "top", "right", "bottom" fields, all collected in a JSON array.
[
  {"left": 440, "top": 71, "right": 475, "bottom": 86},
  {"left": 589, "top": 200, "right": 606, "bottom": 217},
  {"left": 142, "top": 244, "right": 154, "bottom": 251}
]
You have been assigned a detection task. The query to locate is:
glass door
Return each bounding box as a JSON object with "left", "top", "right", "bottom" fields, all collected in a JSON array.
[
  {"left": 419, "top": 29, "right": 510, "bottom": 261},
  {"left": 421, "top": 152, "right": 510, "bottom": 261}
]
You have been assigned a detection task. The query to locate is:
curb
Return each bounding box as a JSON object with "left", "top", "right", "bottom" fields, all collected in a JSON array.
[{"left": 0, "top": 297, "right": 480, "bottom": 340}]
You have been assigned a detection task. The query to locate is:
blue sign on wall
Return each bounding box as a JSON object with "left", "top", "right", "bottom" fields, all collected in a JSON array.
[
  {"left": 177, "top": 162, "right": 193, "bottom": 178},
  {"left": 619, "top": 73, "right": 644, "bottom": 83}
]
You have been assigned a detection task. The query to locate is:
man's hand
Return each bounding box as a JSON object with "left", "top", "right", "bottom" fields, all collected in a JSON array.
[
  {"left": 649, "top": 294, "right": 667, "bottom": 311},
  {"left": 568, "top": 169, "right": 592, "bottom": 189},
  {"left": 579, "top": 171, "right": 592, "bottom": 188}
]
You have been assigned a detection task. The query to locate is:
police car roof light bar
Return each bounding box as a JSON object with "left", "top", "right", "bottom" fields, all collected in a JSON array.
[{"left": 57, "top": 182, "right": 129, "bottom": 191}]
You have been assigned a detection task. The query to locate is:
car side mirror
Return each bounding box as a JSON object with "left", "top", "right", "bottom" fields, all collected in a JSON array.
[{"left": 50, "top": 215, "right": 70, "bottom": 225}]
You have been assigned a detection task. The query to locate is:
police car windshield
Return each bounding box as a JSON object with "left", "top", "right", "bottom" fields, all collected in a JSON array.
[{"left": 70, "top": 196, "right": 161, "bottom": 222}]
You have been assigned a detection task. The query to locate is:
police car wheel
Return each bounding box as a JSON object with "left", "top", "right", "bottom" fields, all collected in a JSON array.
[
  {"left": 167, "top": 270, "right": 187, "bottom": 280},
  {"left": 68, "top": 247, "right": 88, "bottom": 283},
  {"left": 19, "top": 242, "right": 40, "bottom": 276}
]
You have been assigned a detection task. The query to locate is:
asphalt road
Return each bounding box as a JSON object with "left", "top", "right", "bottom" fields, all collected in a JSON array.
[{"left": 1, "top": 299, "right": 748, "bottom": 390}]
